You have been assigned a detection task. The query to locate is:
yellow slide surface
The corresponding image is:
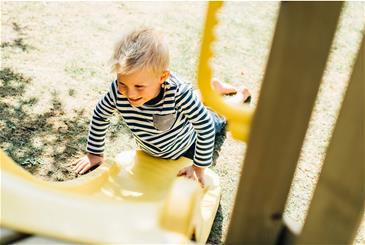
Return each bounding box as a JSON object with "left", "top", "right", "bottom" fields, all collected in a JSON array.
[{"left": 0, "top": 150, "right": 221, "bottom": 244}]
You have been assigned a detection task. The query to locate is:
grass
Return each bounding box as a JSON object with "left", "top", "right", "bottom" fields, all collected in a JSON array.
[{"left": 1, "top": 2, "right": 364, "bottom": 244}]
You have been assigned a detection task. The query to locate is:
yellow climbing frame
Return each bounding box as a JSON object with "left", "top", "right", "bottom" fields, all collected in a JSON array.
[
  {"left": 0, "top": 150, "right": 221, "bottom": 244},
  {"left": 197, "top": 2, "right": 254, "bottom": 142},
  {"left": 0, "top": 2, "right": 237, "bottom": 244}
]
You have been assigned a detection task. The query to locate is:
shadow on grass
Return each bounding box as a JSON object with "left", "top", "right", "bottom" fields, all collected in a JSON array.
[
  {"left": 1, "top": 67, "right": 226, "bottom": 242},
  {"left": 1, "top": 38, "right": 33, "bottom": 52},
  {"left": 0, "top": 67, "right": 89, "bottom": 181},
  {"left": 1, "top": 22, "right": 33, "bottom": 52}
]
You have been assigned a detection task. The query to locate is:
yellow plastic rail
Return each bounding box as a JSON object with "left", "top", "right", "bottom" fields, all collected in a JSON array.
[
  {"left": 197, "top": 2, "right": 254, "bottom": 141},
  {"left": 0, "top": 150, "right": 221, "bottom": 243}
]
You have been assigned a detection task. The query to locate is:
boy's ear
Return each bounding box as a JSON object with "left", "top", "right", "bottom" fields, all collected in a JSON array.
[{"left": 159, "top": 70, "right": 170, "bottom": 84}]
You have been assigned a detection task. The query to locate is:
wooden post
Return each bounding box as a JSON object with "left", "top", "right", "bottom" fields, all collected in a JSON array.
[
  {"left": 225, "top": 2, "right": 343, "bottom": 244},
  {"left": 297, "top": 37, "right": 364, "bottom": 245}
]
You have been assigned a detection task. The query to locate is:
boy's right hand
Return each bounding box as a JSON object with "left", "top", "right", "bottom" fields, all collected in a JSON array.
[{"left": 72, "top": 153, "right": 104, "bottom": 174}]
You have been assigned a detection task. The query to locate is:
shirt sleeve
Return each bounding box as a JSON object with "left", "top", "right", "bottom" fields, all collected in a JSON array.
[
  {"left": 176, "top": 85, "right": 215, "bottom": 167},
  {"left": 86, "top": 81, "right": 118, "bottom": 155}
]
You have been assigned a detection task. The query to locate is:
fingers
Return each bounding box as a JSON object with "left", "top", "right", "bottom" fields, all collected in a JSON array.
[
  {"left": 70, "top": 158, "right": 82, "bottom": 167},
  {"left": 177, "top": 167, "right": 195, "bottom": 178},
  {"left": 73, "top": 160, "right": 86, "bottom": 173},
  {"left": 177, "top": 167, "right": 188, "bottom": 176},
  {"left": 178, "top": 169, "right": 199, "bottom": 182},
  {"left": 79, "top": 163, "right": 91, "bottom": 175},
  {"left": 197, "top": 176, "right": 205, "bottom": 188},
  {"left": 70, "top": 155, "right": 102, "bottom": 175},
  {"left": 72, "top": 157, "right": 91, "bottom": 174},
  {"left": 184, "top": 174, "right": 196, "bottom": 181}
]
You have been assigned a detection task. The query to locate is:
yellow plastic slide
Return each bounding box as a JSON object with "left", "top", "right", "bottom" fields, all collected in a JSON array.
[{"left": 0, "top": 150, "right": 221, "bottom": 244}]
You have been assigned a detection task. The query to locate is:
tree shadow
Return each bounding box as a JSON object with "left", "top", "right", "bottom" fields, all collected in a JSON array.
[
  {"left": 1, "top": 22, "right": 33, "bottom": 52},
  {"left": 0, "top": 67, "right": 89, "bottom": 181},
  {"left": 1, "top": 67, "right": 226, "bottom": 242}
]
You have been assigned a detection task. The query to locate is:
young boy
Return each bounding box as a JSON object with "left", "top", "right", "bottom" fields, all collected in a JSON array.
[{"left": 72, "top": 27, "right": 250, "bottom": 187}]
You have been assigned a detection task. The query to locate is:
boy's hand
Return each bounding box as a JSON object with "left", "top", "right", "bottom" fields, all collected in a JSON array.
[
  {"left": 72, "top": 153, "right": 104, "bottom": 174},
  {"left": 177, "top": 165, "right": 205, "bottom": 188}
]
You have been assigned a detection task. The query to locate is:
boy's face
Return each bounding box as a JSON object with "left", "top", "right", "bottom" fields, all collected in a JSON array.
[{"left": 117, "top": 69, "right": 170, "bottom": 107}]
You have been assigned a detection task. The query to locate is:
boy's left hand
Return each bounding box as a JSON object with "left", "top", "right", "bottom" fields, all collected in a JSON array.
[{"left": 177, "top": 165, "right": 205, "bottom": 188}]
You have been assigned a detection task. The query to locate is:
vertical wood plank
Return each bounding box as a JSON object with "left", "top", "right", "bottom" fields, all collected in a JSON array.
[
  {"left": 225, "top": 2, "right": 343, "bottom": 244},
  {"left": 297, "top": 37, "right": 364, "bottom": 245}
]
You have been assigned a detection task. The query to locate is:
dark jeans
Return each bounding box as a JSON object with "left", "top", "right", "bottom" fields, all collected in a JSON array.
[{"left": 181, "top": 110, "right": 226, "bottom": 161}]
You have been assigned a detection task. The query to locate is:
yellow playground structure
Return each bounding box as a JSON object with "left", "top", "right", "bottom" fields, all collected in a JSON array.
[
  {"left": 1, "top": 2, "right": 364, "bottom": 244},
  {"left": 1, "top": 150, "right": 220, "bottom": 244}
]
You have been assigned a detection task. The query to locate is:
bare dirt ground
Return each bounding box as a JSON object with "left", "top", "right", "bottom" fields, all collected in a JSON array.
[{"left": 1, "top": 2, "right": 364, "bottom": 244}]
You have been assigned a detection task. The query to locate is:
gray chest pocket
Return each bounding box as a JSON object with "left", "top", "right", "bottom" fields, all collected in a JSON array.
[{"left": 153, "top": 113, "right": 176, "bottom": 131}]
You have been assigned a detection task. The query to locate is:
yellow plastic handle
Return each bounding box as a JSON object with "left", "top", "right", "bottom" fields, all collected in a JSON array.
[{"left": 197, "top": 2, "right": 253, "bottom": 142}]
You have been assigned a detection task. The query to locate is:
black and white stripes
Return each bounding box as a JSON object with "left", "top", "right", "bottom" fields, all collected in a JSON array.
[{"left": 86, "top": 73, "right": 215, "bottom": 167}]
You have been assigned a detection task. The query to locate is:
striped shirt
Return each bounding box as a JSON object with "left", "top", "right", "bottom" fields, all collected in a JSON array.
[{"left": 86, "top": 73, "right": 216, "bottom": 167}]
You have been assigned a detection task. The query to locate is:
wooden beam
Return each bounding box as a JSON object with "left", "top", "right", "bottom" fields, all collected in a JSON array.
[
  {"left": 297, "top": 36, "right": 364, "bottom": 245},
  {"left": 225, "top": 2, "right": 343, "bottom": 244}
]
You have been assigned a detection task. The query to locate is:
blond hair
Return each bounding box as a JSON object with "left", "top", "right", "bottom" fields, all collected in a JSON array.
[{"left": 111, "top": 27, "right": 169, "bottom": 75}]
